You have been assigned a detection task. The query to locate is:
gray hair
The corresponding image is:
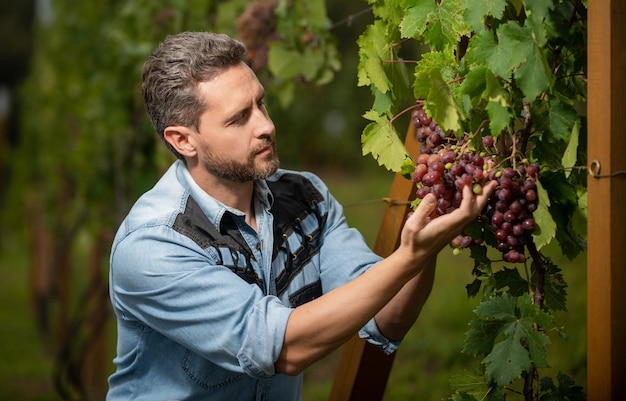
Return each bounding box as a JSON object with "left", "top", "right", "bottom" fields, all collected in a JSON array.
[{"left": 142, "top": 32, "right": 247, "bottom": 160}]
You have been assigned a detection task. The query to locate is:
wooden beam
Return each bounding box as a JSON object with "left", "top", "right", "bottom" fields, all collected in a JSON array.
[
  {"left": 328, "top": 124, "right": 420, "bottom": 400},
  {"left": 587, "top": 1, "right": 626, "bottom": 400}
]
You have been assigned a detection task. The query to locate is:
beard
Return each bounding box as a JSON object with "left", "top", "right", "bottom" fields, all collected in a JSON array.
[{"left": 200, "top": 140, "right": 280, "bottom": 183}]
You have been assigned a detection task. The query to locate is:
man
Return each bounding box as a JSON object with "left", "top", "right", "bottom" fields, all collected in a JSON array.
[{"left": 106, "top": 31, "right": 496, "bottom": 400}]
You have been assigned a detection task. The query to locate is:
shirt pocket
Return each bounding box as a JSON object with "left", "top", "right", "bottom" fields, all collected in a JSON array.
[{"left": 180, "top": 349, "right": 246, "bottom": 390}]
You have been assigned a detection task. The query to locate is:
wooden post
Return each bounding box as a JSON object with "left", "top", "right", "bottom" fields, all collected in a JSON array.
[
  {"left": 587, "top": 1, "right": 626, "bottom": 400},
  {"left": 328, "top": 124, "right": 420, "bottom": 401}
]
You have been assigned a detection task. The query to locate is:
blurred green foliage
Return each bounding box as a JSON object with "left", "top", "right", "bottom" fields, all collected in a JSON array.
[{"left": 0, "top": 1, "right": 587, "bottom": 400}]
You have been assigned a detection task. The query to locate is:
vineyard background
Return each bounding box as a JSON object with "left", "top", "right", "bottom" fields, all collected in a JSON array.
[{"left": 3, "top": 0, "right": 623, "bottom": 400}]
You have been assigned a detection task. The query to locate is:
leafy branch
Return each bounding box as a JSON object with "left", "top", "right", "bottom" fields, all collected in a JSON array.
[{"left": 356, "top": 0, "right": 588, "bottom": 399}]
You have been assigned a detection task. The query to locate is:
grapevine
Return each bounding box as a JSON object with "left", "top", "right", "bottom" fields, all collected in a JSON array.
[
  {"left": 410, "top": 103, "right": 540, "bottom": 264},
  {"left": 355, "top": 0, "right": 588, "bottom": 400}
]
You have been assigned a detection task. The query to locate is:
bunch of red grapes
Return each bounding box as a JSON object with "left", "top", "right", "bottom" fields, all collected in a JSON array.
[{"left": 411, "top": 107, "right": 540, "bottom": 263}]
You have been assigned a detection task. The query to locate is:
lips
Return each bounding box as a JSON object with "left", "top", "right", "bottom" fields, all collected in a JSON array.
[{"left": 256, "top": 143, "right": 274, "bottom": 156}]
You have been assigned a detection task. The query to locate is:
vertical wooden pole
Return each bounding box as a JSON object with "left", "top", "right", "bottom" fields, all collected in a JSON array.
[
  {"left": 328, "top": 124, "right": 420, "bottom": 401},
  {"left": 587, "top": 1, "right": 626, "bottom": 400}
]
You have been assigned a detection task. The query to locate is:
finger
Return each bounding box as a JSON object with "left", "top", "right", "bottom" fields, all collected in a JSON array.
[
  {"left": 407, "top": 193, "right": 437, "bottom": 228},
  {"left": 474, "top": 180, "right": 498, "bottom": 210},
  {"left": 457, "top": 180, "right": 497, "bottom": 216}
]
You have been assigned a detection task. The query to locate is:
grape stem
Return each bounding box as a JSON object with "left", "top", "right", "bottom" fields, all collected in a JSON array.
[
  {"left": 389, "top": 101, "right": 424, "bottom": 126},
  {"left": 523, "top": 366, "right": 538, "bottom": 401},
  {"left": 454, "top": 119, "right": 490, "bottom": 156},
  {"left": 527, "top": 238, "right": 546, "bottom": 309},
  {"left": 519, "top": 98, "right": 532, "bottom": 155},
  {"left": 524, "top": 238, "right": 546, "bottom": 401}
]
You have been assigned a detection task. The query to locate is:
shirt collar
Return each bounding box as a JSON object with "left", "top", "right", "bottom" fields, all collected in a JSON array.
[{"left": 175, "top": 160, "right": 274, "bottom": 228}]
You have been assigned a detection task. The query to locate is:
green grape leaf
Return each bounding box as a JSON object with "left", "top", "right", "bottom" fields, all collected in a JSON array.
[
  {"left": 424, "top": 0, "right": 470, "bottom": 50},
  {"left": 414, "top": 66, "right": 461, "bottom": 132},
  {"left": 461, "top": 0, "right": 507, "bottom": 32},
  {"left": 532, "top": 259, "right": 568, "bottom": 312},
  {"left": 300, "top": 47, "right": 326, "bottom": 81},
  {"left": 474, "top": 292, "right": 516, "bottom": 321},
  {"left": 466, "top": 22, "right": 533, "bottom": 79},
  {"left": 267, "top": 43, "right": 302, "bottom": 79},
  {"left": 532, "top": 179, "right": 557, "bottom": 250},
  {"left": 460, "top": 65, "right": 488, "bottom": 106},
  {"left": 570, "top": 191, "right": 587, "bottom": 243},
  {"left": 361, "top": 110, "right": 411, "bottom": 172},
  {"left": 449, "top": 391, "right": 479, "bottom": 401},
  {"left": 484, "top": 69, "right": 512, "bottom": 134},
  {"left": 514, "top": 43, "right": 553, "bottom": 102},
  {"left": 517, "top": 295, "right": 551, "bottom": 367},
  {"left": 300, "top": 0, "right": 328, "bottom": 28},
  {"left": 541, "top": 171, "right": 578, "bottom": 207},
  {"left": 449, "top": 370, "right": 490, "bottom": 401},
  {"left": 561, "top": 120, "right": 580, "bottom": 178},
  {"left": 548, "top": 98, "right": 578, "bottom": 141},
  {"left": 483, "top": 320, "right": 535, "bottom": 386},
  {"left": 371, "top": 87, "right": 393, "bottom": 115},
  {"left": 494, "top": 267, "right": 528, "bottom": 297},
  {"left": 523, "top": 0, "right": 555, "bottom": 46},
  {"left": 466, "top": 278, "right": 482, "bottom": 298},
  {"left": 372, "top": 0, "right": 404, "bottom": 25},
  {"left": 469, "top": 243, "right": 490, "bottom": 264},
  {"left": 540, "top": 372, "right": 587, "bottom": 401},
  {"left": 401, "top": 0, "right": 469, "bottom": 50},
  {"left": 399, "top": 0, "right": 437, "bottom": 38},
  {"left": 464, "top": 220, "right": 483, "bottom": 240},
  {"left": 357, "top": 21, "right": 392, "bottom": 93},
  {"left": 464, "top": 318, "right": 504, "bottom": 356}
]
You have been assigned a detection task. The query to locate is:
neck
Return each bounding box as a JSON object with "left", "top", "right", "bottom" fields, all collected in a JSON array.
[{"left": 187, "top": 164, "right": 257, "bottom": 229}]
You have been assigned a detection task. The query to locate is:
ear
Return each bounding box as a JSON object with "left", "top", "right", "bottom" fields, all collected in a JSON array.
[{"left": 164, "top": 126, "right": 197, "bottom": 158}]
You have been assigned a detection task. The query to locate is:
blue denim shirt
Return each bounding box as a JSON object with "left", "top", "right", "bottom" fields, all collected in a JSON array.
[{"left": 107, "top": 160, "right": 400, "bottom": 401}]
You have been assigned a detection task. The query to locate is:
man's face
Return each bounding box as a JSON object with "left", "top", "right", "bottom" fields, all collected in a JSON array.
[{"left": 193, "top": 62, "right": 278, "bottom": 183}]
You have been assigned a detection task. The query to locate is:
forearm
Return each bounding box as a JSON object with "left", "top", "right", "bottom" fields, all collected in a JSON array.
[
  {"left": 374, "top": 254, "right": 437, "bottom": 340},
  {"left": 275, "top": 182, "right": 497, "bottom": 376},
  {"left": 275, "top": 249, "right": 421, "bottom": 376}
]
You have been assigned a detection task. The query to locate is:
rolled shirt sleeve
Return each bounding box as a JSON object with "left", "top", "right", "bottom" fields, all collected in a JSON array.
[{"left": 300, "top": 172, "right": 404, "bottom": 354}]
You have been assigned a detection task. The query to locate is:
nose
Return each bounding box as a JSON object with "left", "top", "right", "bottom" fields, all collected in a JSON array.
[{"left": 253, "top": 106, "right": 275, "bottom": 139}]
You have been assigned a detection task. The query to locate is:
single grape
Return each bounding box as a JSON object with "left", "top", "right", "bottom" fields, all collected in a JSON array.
[
  {"left": 498, "top": 188, "right": 512, "bottom": 202},
  {"left": 422, "top": 171, "right": 441, "bottom": 186},
  {"left": 441, "top": 150, "right": 456, "bottom": 164},
  {"left": 495, "top": 229, "right": 508, "bottom": 241},
  {"left": 503, "top": 250, "right": 525, "bottom": 263},
  {"left": 472, "top": 183, "right": 483, "bottom": 195},
  {"left": 522, "top": 218, "right": 536, "bottom": 231},
  {"left": 526, "top": 163, "right": 539, "bottom": 177},
  {"left": 503, "top": 167, "right": 515, "bottom": 178},
  {"left": 432, "top": 183, "right": 446, "bottom": 197},
  {"left": 482, "top": 135, "right": 494, "bottom": 148},
  {"left": 501, "top": 221, "right": 513, "bottom": 233},
  {"left": 504, "top": 210, "right": 517, "bottom": 223},
  {"left": 491, "top": 211, "right": 505, "bottom": 227},
  {"left": 416, "top": 186, "right": 431, "bottom": 199},
  {"left": 416, "top": 153, "right": 430, "bottom": 165},
  {"left": 461, "top": 236, "right": 474, "bottom": 248},
  {"left": 509, "top": 200, "right": 522, "bottom": 214},
  {"left": 412, "top": 163, "right": 428, "bottom": 182}
]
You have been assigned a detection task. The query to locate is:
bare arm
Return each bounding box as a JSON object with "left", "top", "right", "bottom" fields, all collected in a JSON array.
[
  {"left": 274, "top": 182, "right": 497, "bottom": 375},
  {"left": 373, "top": 254, "right": 437, "bottom": 341}
]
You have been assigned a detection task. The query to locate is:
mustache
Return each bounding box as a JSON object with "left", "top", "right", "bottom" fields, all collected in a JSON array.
[{"left": 253, "top": 137, "right": 275, "bottom": 153}]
